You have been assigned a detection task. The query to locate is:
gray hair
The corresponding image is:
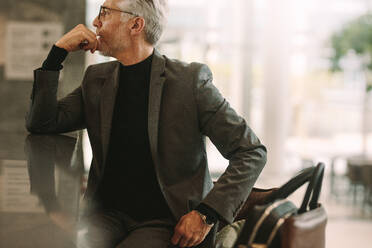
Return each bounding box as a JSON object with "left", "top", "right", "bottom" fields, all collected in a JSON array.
[{"left": 116, "top": 0, "right": 168, "bottom": 45}]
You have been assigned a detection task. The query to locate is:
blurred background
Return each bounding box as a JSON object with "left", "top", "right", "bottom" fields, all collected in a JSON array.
[{"left": 0, "top": 0, "right": 372, "bottom": 247}]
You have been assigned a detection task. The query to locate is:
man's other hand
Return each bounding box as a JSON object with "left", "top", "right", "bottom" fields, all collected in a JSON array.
[
  {"left": 55, "top": 24, "right": 98, "bottom": 53},
  {"left": 171, "top": 210, "right": 213, "bottom": 247}
]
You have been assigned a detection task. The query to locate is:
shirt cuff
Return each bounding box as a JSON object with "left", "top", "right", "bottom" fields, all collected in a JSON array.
[
  {"left": 195, "top": 203, "right": 220, "bottom": 224},
  {"left": 42, "top": 45, "right": 68, "bottom": 71}
]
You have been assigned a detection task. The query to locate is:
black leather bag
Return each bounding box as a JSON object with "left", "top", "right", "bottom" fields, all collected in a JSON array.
[{"left": 233, "top": 163, "right": 326, "bottom": 248}]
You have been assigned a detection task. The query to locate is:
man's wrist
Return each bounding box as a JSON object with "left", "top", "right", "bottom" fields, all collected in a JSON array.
[
  {"left": 194, "top": 210, "right": 215, "bottom": 226},
  {"left": 55, "top": 41, "right": 66, "bottom": 50},
  {"left": 42, "top": 45, "right": 68, "bottom": 71},
  {"left": 194, "top": 203, "right": 219, "bottom": 225}
]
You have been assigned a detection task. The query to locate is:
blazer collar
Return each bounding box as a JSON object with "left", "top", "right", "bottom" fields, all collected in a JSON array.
[{"left": 148, "top": 49, "right": 166, "bottom": 174}]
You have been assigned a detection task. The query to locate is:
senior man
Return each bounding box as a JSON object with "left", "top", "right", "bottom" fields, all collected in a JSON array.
[{"left": 26, "top": 0, "right": 267, "bottom": 247}]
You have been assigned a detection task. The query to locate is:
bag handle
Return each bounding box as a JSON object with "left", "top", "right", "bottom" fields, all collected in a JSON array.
[
  {"left": 267, "top": 163, "right": 325, "bottom": 212},
  {"left": 309, "top": 163, "right": 324, "bottom": 209},
  {"left": 298, "top": 162, "right": 325, "bottom": 213},
  {"left": 267, "top": 166, "right": 315, "bottom": 202}
]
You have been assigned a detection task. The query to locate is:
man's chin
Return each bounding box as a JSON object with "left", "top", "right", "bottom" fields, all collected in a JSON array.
[
  {"left": 96, "top": 41, "right": 112, "bottom": 57},
  {"left": 98, "top": 50, "right": 110, "bottom": 57},
  {"left": 97, "top": 47, "right": 112, "bottom": 57}
]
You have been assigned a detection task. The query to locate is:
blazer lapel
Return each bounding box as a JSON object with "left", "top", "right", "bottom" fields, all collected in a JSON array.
[
  {"left": 100, "top": 61, "right": 120, "bottom": 172},
  {"left": 148, "top": 49, "right": 166, "bottom": 170}
]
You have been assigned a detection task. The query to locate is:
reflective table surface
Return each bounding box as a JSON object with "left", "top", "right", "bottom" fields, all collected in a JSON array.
[{"left": 0, "top": 133, "right": 87, "bottom": 247}]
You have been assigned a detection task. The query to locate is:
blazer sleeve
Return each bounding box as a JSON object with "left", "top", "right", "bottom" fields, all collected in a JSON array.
[
  {"left": 25, "top": 67, "right": 90, "bottom": 134},
  {"left": 192, "top": 63, "right": 267, "bottom": 224}
]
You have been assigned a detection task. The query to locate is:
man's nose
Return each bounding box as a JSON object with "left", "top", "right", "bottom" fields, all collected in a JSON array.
[{"left": 92, "top": 16, "right": 101, "bottom": 28}]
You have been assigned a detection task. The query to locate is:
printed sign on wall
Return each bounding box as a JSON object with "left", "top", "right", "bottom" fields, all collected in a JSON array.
[{"left": 5, "top": 22, "right": 63, "bottom": 80}]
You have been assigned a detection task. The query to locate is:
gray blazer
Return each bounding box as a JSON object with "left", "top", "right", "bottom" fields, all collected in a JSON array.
[{"left": 26, "top": 49, "right": 266, "bottom": 226}]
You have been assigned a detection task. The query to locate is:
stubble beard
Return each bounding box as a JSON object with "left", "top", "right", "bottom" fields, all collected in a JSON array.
[
  {"left": 98, "top": 29, "right": 127, "bottom": 58},
  {"left": 97, "top": 40, "right": 112, "bottom": 57}
]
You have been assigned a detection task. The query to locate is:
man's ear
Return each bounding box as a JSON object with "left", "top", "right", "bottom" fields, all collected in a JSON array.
[{"left": 130, "top": 17, "right": 145, "bottom": 34}]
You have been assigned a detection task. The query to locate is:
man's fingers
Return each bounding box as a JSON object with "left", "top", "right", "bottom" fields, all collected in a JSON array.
[
  {"left": 179, "top": 230, "right": 196, "bottom": 247},
  {"left": 193, "top": 236, "right": 204, "bottom": 247},
  {"left": 85, "top": 28, "right": 97, "bottom": 40},
  {"left": 74, "top": 25, "right": 97, "bottom": 51},
  {"left": 80, "top": 33, "right": 98, "bottom": 51},
  {"left": 172, "top": 233, "right": 202, "bottom": 247},
  {"left": 91, "top": 40, "right": 98, "bottom": 53},
  {"left": 76, "top": 24, "right": 96, "bottom": 40},
  {"left": 171, "top": 228, "right": 182, "bottom": 245},
  {"left": 56, "top": 24, "right": 99, "bottom": 52},
  {"left": 186, "top": 235, "right": 200, "bottom": 247},
  {"left": 190, "top": 235, "right": 203, "bottom": 247},
  {"left": 179, "top": 236, "right": 190, "bottom": 247}
]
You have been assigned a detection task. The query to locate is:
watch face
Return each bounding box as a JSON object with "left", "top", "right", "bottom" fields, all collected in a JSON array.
[
  {"left": 206, "top": 220, "right": 214, "bottom": 225},
  {"left": 195, "top": 210, "right": 215, "bottom": 225},
  {"left": 205, "top": 217, "right": 215, "bottom": 225}
]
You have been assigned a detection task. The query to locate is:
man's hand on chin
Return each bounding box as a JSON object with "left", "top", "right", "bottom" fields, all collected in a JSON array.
[{"left": 171, "top": 210, "right": 213, "bottom": 247}]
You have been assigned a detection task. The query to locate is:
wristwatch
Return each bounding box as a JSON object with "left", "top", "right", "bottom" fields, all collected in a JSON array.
[{"left": 195, "top": 210, "right": 215, "bottom": 227}]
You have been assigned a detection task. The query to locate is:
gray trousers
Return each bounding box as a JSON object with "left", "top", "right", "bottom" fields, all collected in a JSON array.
[{"left": 77, "top": 210, "right": 176, "bottom": 248}]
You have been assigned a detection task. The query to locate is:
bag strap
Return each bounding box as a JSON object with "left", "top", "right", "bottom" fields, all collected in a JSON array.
[
  {"left": 298, "top": 162, "right": 325, "bottom": 213},
  {"left": 247, "top": 199, "right": 288, "bottom": 245},
  {"left": 268, "top": 166, "right": 315, "bottom": 202},
  {"left": 309, "top": 163, "right": 324, "bottom": 210}
]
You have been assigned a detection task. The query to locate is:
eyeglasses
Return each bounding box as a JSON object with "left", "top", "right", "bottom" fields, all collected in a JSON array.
[{"left": 98, "top": 5, "right": 138, "bottom": 21}]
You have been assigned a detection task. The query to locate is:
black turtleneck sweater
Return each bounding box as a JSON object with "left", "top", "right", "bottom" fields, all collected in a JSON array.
[
  {"left": 41, "top": 45, "right": 220, "bottom": 224},
  {"left": 96, "top": 52, "right": 174, "bottom": 221}
]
